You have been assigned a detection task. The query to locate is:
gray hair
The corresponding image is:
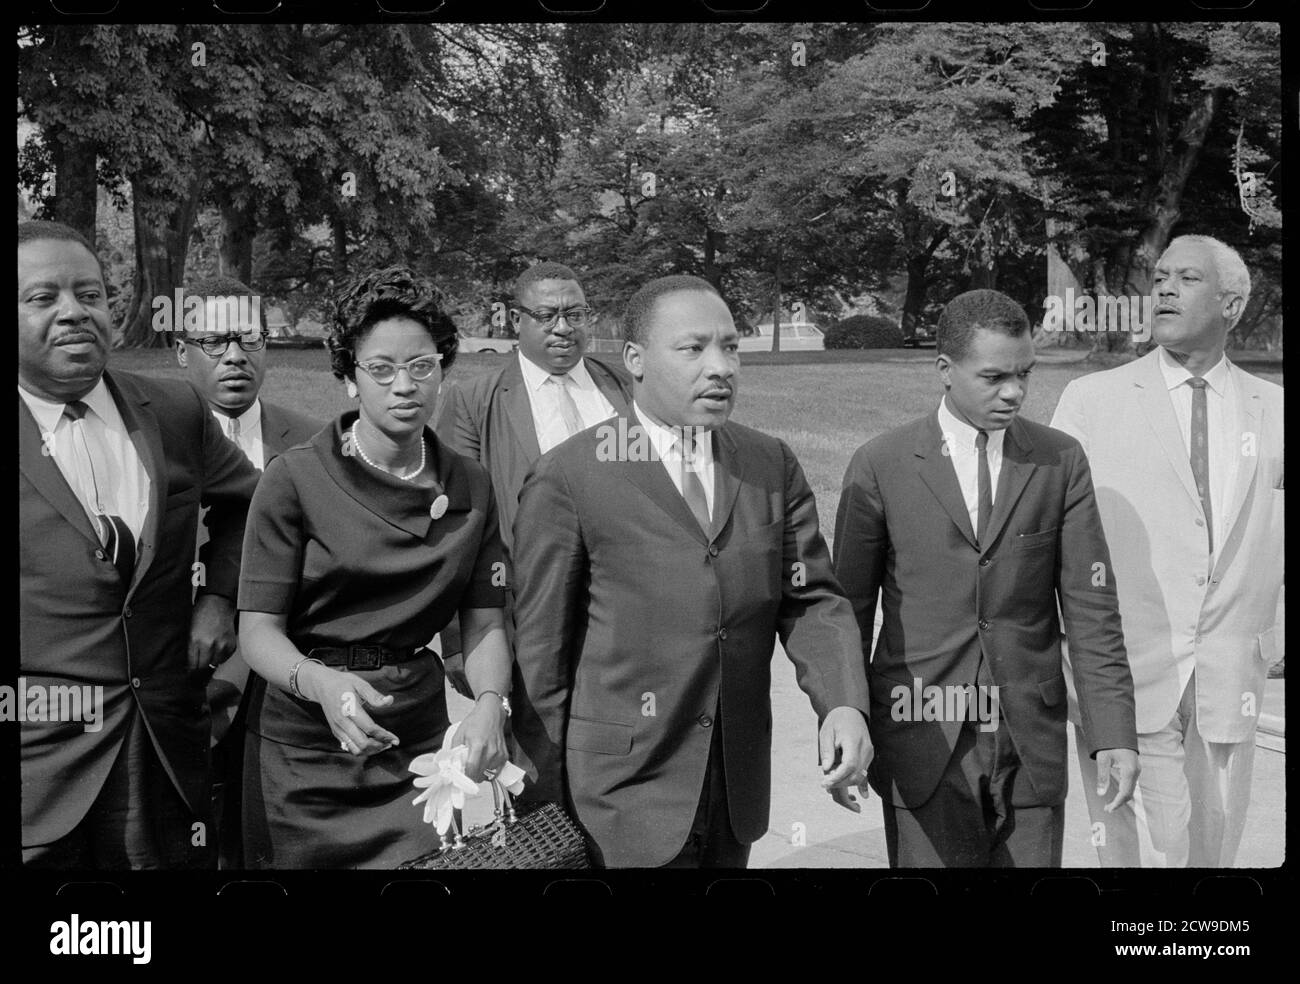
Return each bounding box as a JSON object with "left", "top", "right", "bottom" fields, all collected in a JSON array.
[{"left": 1163, "top": 235, "right": 1251, "bottom": 329}]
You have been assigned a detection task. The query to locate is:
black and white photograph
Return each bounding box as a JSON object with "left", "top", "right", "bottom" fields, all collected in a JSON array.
[{"left": 13, "top": 10, "right": 1284, "bottom": 924}]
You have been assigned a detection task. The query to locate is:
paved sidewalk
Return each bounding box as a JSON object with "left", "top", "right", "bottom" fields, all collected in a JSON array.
[
  {"left": 750, "top": 648, "right": 1284, "bottom": 868},
  {"left": 448, "top": 649, "right": 1285, "bottom": 868}
]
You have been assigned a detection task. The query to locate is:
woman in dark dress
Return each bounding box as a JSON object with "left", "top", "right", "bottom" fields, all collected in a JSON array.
[{"left": 238, "top": 267, "right": 512, "bottom": 868}]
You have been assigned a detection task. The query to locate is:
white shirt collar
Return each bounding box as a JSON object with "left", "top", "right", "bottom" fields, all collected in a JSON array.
[
  {"left": 19, "top": 376, "right": 114, "bottom": 434},
  {"left": 632, "top": 401, "right": 713, "bottom": 462},
  {"left": 1158, "top": 346, "right": 1231, "bottom": 396},
  {"left": 936, "top": 395, "right": 1007, "bottom": 453},
  {"left": 518, "top": 351, "right": 596, "bottom": 394},
  {"left": 214, "top": 398, "right": 262, "bottom": 432}
]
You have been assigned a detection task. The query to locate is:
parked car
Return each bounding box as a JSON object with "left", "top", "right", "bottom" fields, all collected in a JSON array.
[
  {"left": 457, "top": 331, "right": 517, "bottom": 355},
  {"left": 902, "top": 324, "right": 936, "bottom": 348},
  {"left": 737, "top": 322, "right": 825, "bottom": 352}
]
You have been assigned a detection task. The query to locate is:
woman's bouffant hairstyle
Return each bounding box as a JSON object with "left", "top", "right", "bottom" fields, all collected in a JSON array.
[{"left": 326, "top": 266, "right": 459, "bottom": 380}]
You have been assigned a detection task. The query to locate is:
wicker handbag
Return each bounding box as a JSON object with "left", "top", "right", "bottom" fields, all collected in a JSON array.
[{"left": 398, "top": 779, "right": 590, "bottom": 870}]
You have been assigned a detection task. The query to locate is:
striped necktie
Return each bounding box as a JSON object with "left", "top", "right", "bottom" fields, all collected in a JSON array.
[{"left": 63, "top": 400, "right": 136, "bottom": 585}]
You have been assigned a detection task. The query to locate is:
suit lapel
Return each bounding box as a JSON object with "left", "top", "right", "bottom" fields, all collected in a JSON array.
[
  {"left": 104, "top": 372, "right": 166, "bottom": 598},
  {"left": 260, "top": 402, "right": 287, "bottom": 455},
  {"left": 18, "top": 392, "right": 101, "bottom": 548},
  {"left": 500, "top": 358, "right": 542, "bottom": 465},
  {"left": 914, "top": 416, "right": 978, "bottom": 550},
  {"left": 1135, "top": 352, "right": 1203, "bottom": 514},
  {"left": 979, "top": 418, "right": 1035, "bottom": 553},
  {"left": 1215, "top": 363, "right": 1264, "bottom": 552},
  {"left": 618, "top": 410, "right": 711, "bottom": 546},
  {"left": 589, "top": 357, "right": 631, "bottom": 417},
  {"left": 710, "top": 425, "right": 743, "bottom": 543}
]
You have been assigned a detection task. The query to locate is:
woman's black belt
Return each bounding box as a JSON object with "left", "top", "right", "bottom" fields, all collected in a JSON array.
[{"left": 306, "top": 645, "right": 423, "bottom": 670}]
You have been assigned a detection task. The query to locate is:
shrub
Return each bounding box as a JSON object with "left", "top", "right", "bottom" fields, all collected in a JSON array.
[{"left": 825, "top": 314, "right": 905, "bottom": 349}]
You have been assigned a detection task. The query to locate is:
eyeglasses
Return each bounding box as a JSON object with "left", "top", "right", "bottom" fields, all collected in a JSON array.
[
  {"left": 355, "top": 355, "right": 443, "bottom": 385},
  {"left": 513, "top": 305, "right": 597, "bottom": 330},
  {"left": 189, "top": 332, "right": 269, "bottom": 356}
]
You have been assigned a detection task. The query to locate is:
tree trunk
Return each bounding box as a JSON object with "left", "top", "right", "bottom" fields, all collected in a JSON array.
[
  {"left": 770, "top": 247, "right": 782, "bottom": 354},
  {"left": 1120, "top": 87, "right": 1227, "bottom": 308},
  {"left": 48, "top": 129, "right": 98, "bottom": 242},
  {"left": 331, "top": 213, "right": 349, "bottom": 282},
  {"left": 119, "top": 172, "right": 204, "bottom": 348},
  {"left": 901, "top": 225, "right": 947, "bottom": 340},
  {"left": 220, "top": 200, "right": 256, "bottom": 284}
]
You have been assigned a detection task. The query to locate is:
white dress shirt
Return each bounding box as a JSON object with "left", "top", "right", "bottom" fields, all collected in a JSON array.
[
  {"left": 633, "top": 401, "right": 716, "bottom": 517},
  {"left": 19, "top": 378, "right": 151, "bottom": 541},
  {"left": 1157, "top": 347, "right": 1238, "bottom": 540},
  {"left": 214, "top": 399, "right": 266, "bottom": 471},
  {"left": 937, "top": 396, "right": 1005, "bottom": 534},
  {"left": 518, "top": 353, "right": 617, "bottom": 455}
]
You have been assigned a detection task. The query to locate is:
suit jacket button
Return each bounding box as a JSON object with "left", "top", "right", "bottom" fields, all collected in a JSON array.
[
  {"left": 978, "top": 618, "right": 990, "bottom": 630},
  {"left": 717, "top": 627, "right": 727, "bottom": 640},
  {"left": 1196, "top": 575, "right": 1206, "bottom": 586},
  {"left": 131, "top": 677, "right": 141, "bottom": 688},
  {"left": 1195, "top": 518, "right": 1205, "bottom": 527},
  {"left": 979, "top": 557, "right": 990, "bottom": 567},
  {"left": 708, "top": 545, "right": 719, "bottom": 557},
  {"left": 123, "top": 606, "right": 133, "bottom": 618},
  {"left": 698, "top": 715, "right": 713, "bottom": 728},
  {"left": 95, "top": 549, "right": 107, "bottom": 561}
]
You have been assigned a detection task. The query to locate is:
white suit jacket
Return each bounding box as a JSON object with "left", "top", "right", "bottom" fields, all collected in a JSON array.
[{"left": 1051, "top": 349, "right": 1283, "bottom": 742}]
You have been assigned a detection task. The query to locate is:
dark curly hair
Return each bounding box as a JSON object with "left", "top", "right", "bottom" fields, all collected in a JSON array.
[{"left": 326, "top": 266, "right": 459, "bottom": 380}]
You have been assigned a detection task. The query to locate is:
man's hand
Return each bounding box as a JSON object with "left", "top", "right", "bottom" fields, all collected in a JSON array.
[
  {"left": 819, "top": 706, "right": 873, "bottom": 813},
  {"left": 189, "top": 594, "right": 238, "bottom": 673},
  {"left": 442, "top": 650, "right": 473, "bottom": 700},
  {"left": 1095, "top": 747, "right": 1140, "bottom": 812}
]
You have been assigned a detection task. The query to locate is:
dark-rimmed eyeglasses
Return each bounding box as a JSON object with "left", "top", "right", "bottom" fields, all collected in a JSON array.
[
  {"left": 355, "top": 355, "right": 443, "bottom": 385},
  {"left": 512, "top": 305, "right": 597, "bottom": 330},
  {"left": 188, "top": 332, "right": 269, "bottom": 356}
]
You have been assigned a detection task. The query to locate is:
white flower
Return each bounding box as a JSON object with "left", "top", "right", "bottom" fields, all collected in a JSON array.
[{"left": 409, "top": 721, "right": 529, "bottom": 835}]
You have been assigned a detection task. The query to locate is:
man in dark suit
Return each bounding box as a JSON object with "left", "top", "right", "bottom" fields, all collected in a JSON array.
[
  {"left": 18, "top": 221, "right": 260, "bottom": 868},
  {"left": 833, "top": 289, "right": 1139, "bottom": 867},
  {"left": 174, "top": 274, "right": 320, "bottom": 868},
  {"left": 435, "top": 262, "right": 631, "bottom": 690},
  {"left": 510, "top": 274, "right": 872, "bottom": 868}
]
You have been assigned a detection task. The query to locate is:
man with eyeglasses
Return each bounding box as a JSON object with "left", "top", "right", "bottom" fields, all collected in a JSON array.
[
  {"left": 174, "top": 275, "right": 321, "bottom": 868},
  {"left": 18, "top": 222, "right": 260, "bottom": 869},
  {"left": 435, "top": 262, "right": 632, "bottom": 698}
]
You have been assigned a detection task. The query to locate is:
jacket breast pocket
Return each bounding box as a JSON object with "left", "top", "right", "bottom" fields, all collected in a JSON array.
[
  {"left": 566, "top": 716, "right": 633, "bottom": 756},
  {"left": 1013, "top": 527, "right": 1058, "bottom": 551}
]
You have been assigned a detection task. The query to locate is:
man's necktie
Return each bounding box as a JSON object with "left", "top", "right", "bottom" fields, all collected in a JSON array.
[
  {"left": 975, "top": 429, "right": 992, "bottom": 547},
  {"left": 1187, "top": 377, "right": 1213, "bottom": 552},
  {"left": 547, "top": 374, "right": 584, "bottom": 437},
  {"left": 228, "top": 414, "right": 241, "bottom": 443},
  {"left": 677, "top": 430, "right": 712, "bottom": 536},
  {"left": 63, "top": 400, "right": 136, "bottom": 585}
]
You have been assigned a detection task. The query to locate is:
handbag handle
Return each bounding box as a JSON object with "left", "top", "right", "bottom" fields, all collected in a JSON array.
[{"left": 487, "top": 777, "right": 519, "bottom": 825}]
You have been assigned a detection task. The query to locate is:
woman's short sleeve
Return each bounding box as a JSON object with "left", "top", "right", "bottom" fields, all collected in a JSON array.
[{"left": 238, "top": 453, "right": 305, "bottom": 614}]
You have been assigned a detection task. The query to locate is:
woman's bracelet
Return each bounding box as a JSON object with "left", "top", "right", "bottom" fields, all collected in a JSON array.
[
  {"left": 476, "top": 689, "right": 512, "bottom": 718},
  {"left": 289, "top": 657, "right": 325, "bottom": 700}
]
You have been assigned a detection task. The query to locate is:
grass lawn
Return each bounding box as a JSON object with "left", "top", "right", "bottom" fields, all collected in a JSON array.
[{"left": 112, "top": 346, "right": 1284, "bottom": 541}]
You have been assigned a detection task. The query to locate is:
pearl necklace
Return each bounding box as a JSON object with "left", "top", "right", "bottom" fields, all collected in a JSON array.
[{"left": 351, "top": 422, "right": 426, "bottom": 481}]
